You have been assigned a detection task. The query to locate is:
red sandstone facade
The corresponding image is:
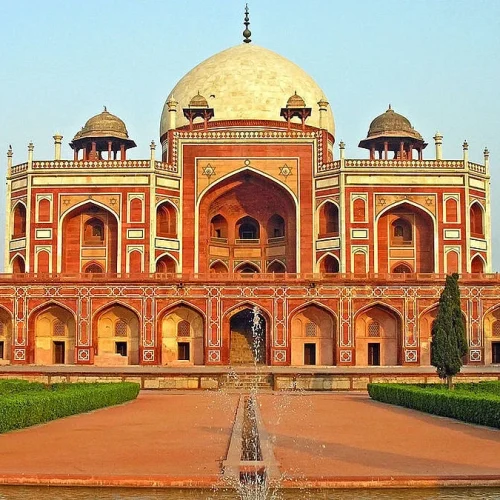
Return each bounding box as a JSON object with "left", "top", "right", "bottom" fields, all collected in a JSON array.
[{"left": 1, "top": 41, "right": 498, "bottom": 368}]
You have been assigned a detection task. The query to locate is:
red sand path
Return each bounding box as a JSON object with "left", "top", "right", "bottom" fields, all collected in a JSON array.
[
  {"left": 0, "top": 391, "right": 499, "bottom": 488},
  {"left": 258, "top": 392, "right": 500, "bottom": 486}
]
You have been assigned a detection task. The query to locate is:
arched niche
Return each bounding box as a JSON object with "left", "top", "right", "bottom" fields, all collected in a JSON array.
[
  {"left": 30, "top": 304, "right": 76, "bottom": 365},
  {"left": 319, "top": 254, "right": 339, "bottom": 274},
  {"left": 471, "top": 255, "right": 485, "bottom": 273},
  {"left": 210, "top": 260, "right": 229, "bottom": 274},
  {"left": 61, "top": 203, "right": 118, "bottom": 273},
  {"left": 94, "top": 304, "right": 140, "bottom": 366},
  {"left": 158, "top": 305, "right": 204, "bottom": 365},
  {"left": 318, "top": 202, "right": 339, "bottom": 237},
  {"left": 156, "top": 202, "right": 177, "bottom": 238},
  {"left": 156, "top": 254, "right": 177, "bottom": 273},
  {"left": 290, "top": 304, "right": 336, "bottom": 366},
  {"left": 12, "top": 255, "right": 25, "bottom": 274},
  {"left": 198, "top": 170, "right": 297, "bottom": 273},
  {"left": 12, "top": 203, "right": 26, "bottom": 239},
  {"left": 470, "top": 202, "right": 484, "bottom": 238},
  {"left": 235, "top": 262, "right": 260, "bottom": 274},
  {"left": 355, "top": 305, "right": 402, "bottom": 366},
  {"left": 267, "top": 260, "right": 286, "bottom": 273},
  {"left": 377, "top": 203, "right": 434, "bottom": 273}
]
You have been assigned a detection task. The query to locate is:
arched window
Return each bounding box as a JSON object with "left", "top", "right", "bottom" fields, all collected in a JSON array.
[
  {"left": 392, "top": 263, "right": 412, "bottom": 273},
  {"left": 445, "top": 198, "right": 458, "bottom": 223},
  {"left": 210, "top": 261, "right": 228, "bottom": 274},
  {"left": 320, "top": 255, "right": 339, "bottom": 274},
  {"left": 368, "top": 321, "right": 380, "bottom": 337},
  {"left": 319, "top": 202, "right": 339, "bottom": 236},
  {"left": 353, "top": 198, "right": 366, "bottom": 223},
  {"left": 84, "top": 218, "right": 105, "bottom": 245},
  {"left": 84, "top": 263, "right": 104, "bottom": 274},
  {"left": 391, "top": 218, "right": 412, "bottom": 245},
  {"left": 267, "top": 214, "right": 285, "bottom": 239},
  {"left": 471, "top": 255, "right": 485, "bottom": 273},
  {"left": 157, "top": 203, "right": 177, "bottom": 238},
  {"left": 12, "top": 203, "right": 26, "bottom": 238},
  {"left": 470, "top": 203, "right": 484, "bottom": 238},
  {"left": 177, "top": 320, "right": 190, "bottom": 337},
  {"left": 267, "top": 261, "right": 286, "bottom": 273},
  {"left": 237, "top": 216, "right": 259, "bottom": 240},
  {"left": 12, "top": 255, "right": 25, "bottom": 274},
  {"left": 210, "top": 214, "right": 228, "bottom": 240},
  {"left": 156, "top": 255, "right": 176, "bottom": 273}
]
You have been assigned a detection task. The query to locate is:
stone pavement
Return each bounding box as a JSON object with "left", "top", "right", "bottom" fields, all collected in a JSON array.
[{"left": 0, "top": 391, "right": 499, "bottom": 488}]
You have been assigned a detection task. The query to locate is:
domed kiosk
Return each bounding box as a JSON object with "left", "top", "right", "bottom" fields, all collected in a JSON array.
[{"left": 70, "top": 108, "right": 136, "bottom": 161}]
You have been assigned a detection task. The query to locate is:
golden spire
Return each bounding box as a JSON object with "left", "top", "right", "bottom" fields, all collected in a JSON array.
[{"left": 243, "top": 4, "right": 251, "bottom": 43}]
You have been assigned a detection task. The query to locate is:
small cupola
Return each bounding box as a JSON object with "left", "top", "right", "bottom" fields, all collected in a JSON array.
[
  {"left": 70, "top": 107, "right": 136, "bottom": 161},
  {"left": 183, "top": 91, "right": 214, "bottom": 130},
  {"left": 280, "top": 91, "right": 311, "bottom": 130},
  {"left": 358, "top": 105, "right": 427, "bottom": 160}
]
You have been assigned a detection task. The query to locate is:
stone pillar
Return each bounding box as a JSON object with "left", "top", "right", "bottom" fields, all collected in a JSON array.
[
  {"left": 27, "top": 142, "right": 34, "bottom": 169},
  {"left": 433, "top": 132, "right": 443, "bottom": 160},
  {"left": 108, "top": 140, "right": 112, "bottom": 160},
  {"left": 53, "top": 134, "right": 63, "bottom": 160},
  {"left": 317, "top": 98, "right": 329, "bottom": 130},
  {"left": 484, "top": 147, "right": 490, "bottom": 170},
  {"left": 463, "top": 140, "right": 469, "bottom": 164},
  {"left": 7, "top": 145, "right": 13, "bottom": 173},
  {"left": 150, "top": 140, "right": 156, "bottom": 168},
  {"left": 339, "top": 140, "right": 345, "bottom": 161},
  {"left": 167, "top": 97, "right": 178, "bottom": 130}
]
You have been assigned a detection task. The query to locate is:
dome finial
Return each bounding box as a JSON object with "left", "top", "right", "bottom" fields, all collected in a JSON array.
[
  {"left": 388, "top": 104, "right": 392, "bottom": 110},
  {"left": 103, "top": 105, "right": 107, "bottom": 112},
  {"left": 243, "top": 3, "right": 252, "bottom": 43}
]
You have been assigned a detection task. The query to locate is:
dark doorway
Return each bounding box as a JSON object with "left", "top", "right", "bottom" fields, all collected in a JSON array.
[
  {"left": 230, "top": 308, "right": 266, "bottom": 365},
  {"left": 304, "top": 343, "right": 316, "bottom": 365},
  {"left": 492, "top": 342, "right": 500, "bottom": 364},
  {"left": 54, "top": 341, "right": 65, "bottom": 364},
  {"left": 116, "top": 341, "right": 127, "bottom": 357},
  {"left": 178, "top": 342, "right": 190, "bottom": 361},
  {"left": 0, "top": 341, "right": 4, "bottom": 359},
  {"left": 368, "top": 343, "right": 380, "bottom": 366}
]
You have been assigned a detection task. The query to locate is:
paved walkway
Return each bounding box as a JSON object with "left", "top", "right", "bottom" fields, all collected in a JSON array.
[{"left": 0, "top": 391, "right": 499, "bottom": 488}]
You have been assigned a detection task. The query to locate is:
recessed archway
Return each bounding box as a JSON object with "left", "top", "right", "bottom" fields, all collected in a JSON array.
[
  {"left": 354, "top": 304, "right": 402, "bottom": 366},
  {"left": 0, "top": 308, "right": 13, "bottom": 363},
  {"left": 290, "top": 304, "right": 336, "bottom": 366},
  {"left": 29, "top": 304, "right": 76, "bottom": 365},
  {"left": 94, "top": 304, "right": 140, "bottom": 366},
  {"left": 158, "top": 305, "right": 204, "bottom": 365},
  {"left": 228, "top": 307, "right": 267, "bottom": 365}
]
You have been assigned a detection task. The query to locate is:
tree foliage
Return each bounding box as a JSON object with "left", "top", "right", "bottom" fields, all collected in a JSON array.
[{"left": 431, "top": 273, "right": 468, "bottom": 389}]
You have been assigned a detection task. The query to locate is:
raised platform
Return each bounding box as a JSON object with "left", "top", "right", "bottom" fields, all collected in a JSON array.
[{"left": 1, "top": 365, "right": 499, "bottom": 390}]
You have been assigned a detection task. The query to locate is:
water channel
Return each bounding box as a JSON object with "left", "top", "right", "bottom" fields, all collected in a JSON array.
[{"left": 0, "top": 486, "right": 500, "bottom": 499}]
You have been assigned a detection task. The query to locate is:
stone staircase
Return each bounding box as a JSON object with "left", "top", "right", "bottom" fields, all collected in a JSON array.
[{"left": 221, "top": 373, "right": 274, "bottom": 391}]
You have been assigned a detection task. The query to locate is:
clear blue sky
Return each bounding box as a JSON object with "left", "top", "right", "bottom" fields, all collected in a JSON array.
[{"left": 1, "top": 0, "right": 499, "bottom": 268}]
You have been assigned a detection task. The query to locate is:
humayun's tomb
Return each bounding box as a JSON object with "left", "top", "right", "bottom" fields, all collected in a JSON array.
[{"left": 1, "top": 15, "right": 499, "bottom": 372}]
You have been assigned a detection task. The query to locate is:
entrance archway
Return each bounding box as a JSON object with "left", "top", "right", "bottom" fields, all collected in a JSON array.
[
  {"left": 30, "top": 304, "right": 76, "bottom": 365},
  {"left": 354, "top": 304, "right": 402, "bottom": 366},
  {"left": 290, "top": 304, "right": 336, "bottom": 366},
  {"left": 229, "top": 308, "right": 266, "bottom": 365},
  {"left": 94, "top": 304, "right": 140, "bottom": 365},
  {"left": 0, "top": 308, "right": 12, "bottom": 363}
]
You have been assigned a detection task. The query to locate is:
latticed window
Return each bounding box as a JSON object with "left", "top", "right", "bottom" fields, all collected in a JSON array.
[
  {"left": 305, "top": 322, "right": 318, "bottom": 337},
  {"left": 177, "top": 320, "right": 190, "bottom": 337},
  {"left": 493, "top": 321, "right": 500, "bottom": 337},
  {"left": 115, "top": 320, "right": 128, "bottom": 337},
  {"left": 53, "top": 320, "right": 65, "bottom": 336},
  {"left": 368, "top": 321, "right": 380, "bottom": 337}
]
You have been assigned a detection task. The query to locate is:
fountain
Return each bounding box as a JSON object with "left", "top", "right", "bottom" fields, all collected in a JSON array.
[{"left": 222, "top": 306, "right": 282, "bottom": 499}]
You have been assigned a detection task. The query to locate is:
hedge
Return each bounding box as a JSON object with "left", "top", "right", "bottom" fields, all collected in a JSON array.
[
  {"left": 0, "top": 379, "right": 47, "bottom": 395},
  {"left": 0, "top": 382, "right": 140, "bottom": 434},
  {"left": 367, "top": 382, "right": 500, "bottom": 429}
]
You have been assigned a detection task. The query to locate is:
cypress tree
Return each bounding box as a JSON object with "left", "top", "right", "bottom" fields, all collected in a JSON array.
[{"left": 431, "top": 273, "right": 468, "bottom": 389}]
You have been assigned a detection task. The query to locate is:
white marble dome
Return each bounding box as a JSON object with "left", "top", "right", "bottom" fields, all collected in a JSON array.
[{"left": 160, "top": 43, "right": 334, "bottom": 137}]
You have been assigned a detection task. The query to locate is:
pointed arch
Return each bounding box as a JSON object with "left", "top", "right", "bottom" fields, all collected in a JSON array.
[
  {"left": 471, "top": 253, "right": 486, "bottom": 273},
  {"left": 234, "top": 261, "right": 261, "bottom": 274},
  {"left": 318, "top": 200, "right": 339, "bottom": 237},
  {"left": 59, "top": 201, "right": 120, "bottom": 274},
  {"left": 156, "top": 200, "right": 178, "bottom": 238},
  {"left": 0, "top": 306, "right": 13, "bottom": 362},
  {"left": 10, "top": 254, "right": 26, "bottom": 273},
  {"left": 93, "top": 302, "right": 140, "bottom": 366},
  {"left": 12, "top": 200, "right": 27, "bottom": 239},
  {"left": 391, "top": 262, "right": 413, "bottom": 273},
  {"left": 209, "top": 260, "right": 229, "bottom": 274},
  {"left": 469, "top": 201, "right": 484, "bottom": 238},
  {"left": 317, "top": 252, "right": 340, "bottom": 274},
  {"left": 155, "top": 253, "right": 178, "bottom": 273},
  {"left": 267, "top": 259, "right": 286, "bottom": 273},
  {"left": 157, "top": 302, "right": 205, "bottom": 365}
]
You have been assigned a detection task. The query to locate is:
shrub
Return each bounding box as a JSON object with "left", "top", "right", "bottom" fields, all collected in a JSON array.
[
  {"left": 0, "top": 379, "right": 47, "bottom": 395},
  {"left": 0, "top": 382, "right": 140, "bottom": 434},
  {"left": 367, "top": 382, "right": 500, "bottom": 429}
]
